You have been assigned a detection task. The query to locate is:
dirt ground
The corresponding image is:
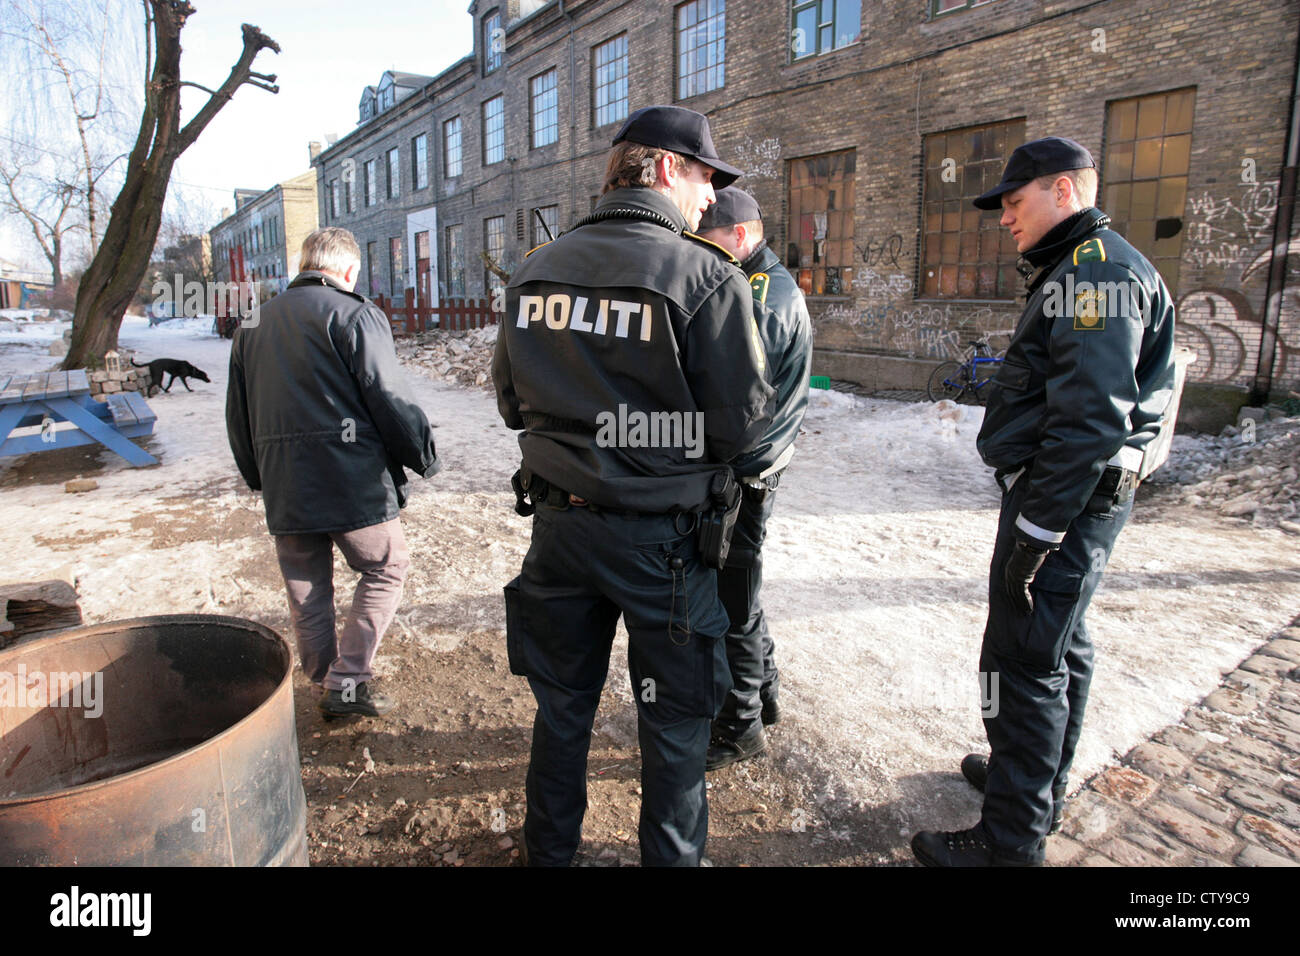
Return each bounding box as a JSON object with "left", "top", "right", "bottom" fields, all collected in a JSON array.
[{"left": 3, "top": 315, "right": 1298, "bottom": 867}]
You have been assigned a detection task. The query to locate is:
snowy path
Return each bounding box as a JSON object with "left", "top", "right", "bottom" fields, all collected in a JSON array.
[{"left": 2, "top": 314, "right": 1297, "bottom": 858}]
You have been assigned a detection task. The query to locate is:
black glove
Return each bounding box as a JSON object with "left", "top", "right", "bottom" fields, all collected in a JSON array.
[{"left": 1004, "top": 541, "right": 1050, "bottom": 616}]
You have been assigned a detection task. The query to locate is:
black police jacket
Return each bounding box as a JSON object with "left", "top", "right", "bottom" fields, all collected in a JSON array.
[
  {"left": 734, "top": 242, "right": 813, "bottom": 478},
  {"left": 492, "top": 187, "right": 775, "bottom": 513},
  {"left": 226, "top": 270, "right": 440, "bottom": 534},
  {"left": 977, "top": 207, "right": 1176, "bottom": 548}
]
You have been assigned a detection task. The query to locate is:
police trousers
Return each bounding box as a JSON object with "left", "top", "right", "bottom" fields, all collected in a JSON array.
[
  {"left": 715, "top": 484, "right": 780, "bottom": 736},
  {"left": 503, "top": 504, "right": 732, "bottom": 866},
  {"left": 978, "top": 475, "right": 1133, "bottom": 862}
]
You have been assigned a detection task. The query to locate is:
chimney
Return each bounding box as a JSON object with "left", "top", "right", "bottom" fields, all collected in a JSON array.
[{"left": 308, "top": 140, "right": 323, "bottom": 163}]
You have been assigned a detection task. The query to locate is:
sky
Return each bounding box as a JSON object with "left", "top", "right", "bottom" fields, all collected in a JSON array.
[{"left": 2, "top": 0, "right": 478, "bottom": 273}]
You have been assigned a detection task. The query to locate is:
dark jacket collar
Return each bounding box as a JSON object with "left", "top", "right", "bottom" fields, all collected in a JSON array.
[
  {"left": 1019, "top": 207, "right": 1110, "bottom": 291},
  {"left": 739, "top": 239, "right": 776, "bottom": 275},
  {"left": 289, "top": 270, "right": 352, "bottom": 293},
  {"left": 596, "top": 187, "right": 690, "bottom": 234}
]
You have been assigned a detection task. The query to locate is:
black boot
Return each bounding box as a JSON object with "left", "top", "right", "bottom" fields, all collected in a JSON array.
[
  {"left": 318, "top": 681, "right": 395, "bottom": 718},
  {"left": 911, "top": 825, "right": 1042, "bottom": 867},
  {"left": 705, "top": 724, "right": 766, "bottom": 772},
  {"left": 960, "top": 753, "right": 1065, "bottom": 834}
]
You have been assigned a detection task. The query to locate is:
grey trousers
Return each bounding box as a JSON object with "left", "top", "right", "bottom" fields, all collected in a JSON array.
[{"left": 272, "top": 517, "right": 410, "bottom": 691}]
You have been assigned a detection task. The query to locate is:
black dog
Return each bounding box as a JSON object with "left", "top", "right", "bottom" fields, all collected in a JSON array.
[{"left": 132, "top": 358, "right": 211, "bottom": 396}]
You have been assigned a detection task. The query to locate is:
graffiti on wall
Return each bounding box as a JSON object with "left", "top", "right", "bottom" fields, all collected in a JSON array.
[
  {"left": 1178, "top": 181, "right": 1299, "bottom": 387},
  {"left": 732, "top": 136, "right": 782, "bottom": 184}
]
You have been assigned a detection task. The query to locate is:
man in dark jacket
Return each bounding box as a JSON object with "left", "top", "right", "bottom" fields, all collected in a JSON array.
[
  {"left": 226, "top": 227, "right": 439, "bottom": 718},
  {"left": 695, "top": 186, "right": 813, "bottom": 769},
  {"left": 493, "top": 105, "right": 773, "bottom": 866},
  {"left": 911, "top": 138, "right": 1176, "bottom": 866}
]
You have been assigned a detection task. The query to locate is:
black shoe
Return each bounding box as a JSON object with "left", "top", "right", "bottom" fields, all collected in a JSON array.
[
  {"left": 911, "top": 826, "right": 1042, "bottom": 867},
  {"left": 705, "top": 726, "right": 766, "bottom": 772},
  {"left": 960, "top": 753, "right": 1065, "bottom": 834},
  {"left": 318, "top": 681, "right": 395, "bottom": 718},
  {"left": 760, "top": 696, "right": 780, "bottom": 726}
]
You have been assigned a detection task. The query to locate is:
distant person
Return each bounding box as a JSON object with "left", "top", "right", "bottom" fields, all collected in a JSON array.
[
  {"left": 694, "top": 187, "right": 813, "bottom": 770},
  {"left": 226, "top": 226, "right": 440, "bottom": 718},
  {"left": 911, "top": 137, "right": 1176, "bottom": 866}
]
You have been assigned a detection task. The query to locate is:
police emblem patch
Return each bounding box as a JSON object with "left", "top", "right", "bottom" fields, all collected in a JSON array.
[
  {"left": 1074, "top": 289, "right": 1106, "bottom": 330},
  {"left": 749, "top": 272, "right": 770, "bottom": 306}
]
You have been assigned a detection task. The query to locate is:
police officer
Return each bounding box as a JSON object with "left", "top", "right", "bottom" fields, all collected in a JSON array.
[
  {"left": 911, "top": 137, "right": 1177, "bottom": 866},
  {"left": 694, "top": 187, "right": 813, "bottom": 769},
  {"left": 492, "top": 105, "right": 774, "bottom": 866}
]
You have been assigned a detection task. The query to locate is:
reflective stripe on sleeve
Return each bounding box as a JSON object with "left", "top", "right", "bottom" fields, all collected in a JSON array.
[{"left": 1015, "top": 513, "right": 1066, "bottom": 545}]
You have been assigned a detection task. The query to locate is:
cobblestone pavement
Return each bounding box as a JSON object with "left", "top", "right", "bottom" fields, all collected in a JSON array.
[{"left": 1050, "top": 613, "right": 1300, "bottom": 867}]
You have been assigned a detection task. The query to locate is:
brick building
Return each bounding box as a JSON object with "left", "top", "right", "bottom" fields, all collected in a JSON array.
[
  {"left": 312, "top": 0, "right": 1300, "bottom": 399},
  {"left": 210, "top": 168, "right": 319, "bottom": 296}
]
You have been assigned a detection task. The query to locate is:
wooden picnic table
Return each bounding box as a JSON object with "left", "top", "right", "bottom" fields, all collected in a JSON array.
[{"left": 0, "top": 370, "right": 158, "bottom": 467}]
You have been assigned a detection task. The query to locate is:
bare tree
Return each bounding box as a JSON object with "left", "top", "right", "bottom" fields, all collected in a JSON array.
[
  {"left": 63, "top": 1, "right": 279, "bottom": 369},
  {"left": 0, "top": 0, "right": 136, "bottom": 284},
  {"left": 0, "top": 160, "right": 82, "bottom": 287}
]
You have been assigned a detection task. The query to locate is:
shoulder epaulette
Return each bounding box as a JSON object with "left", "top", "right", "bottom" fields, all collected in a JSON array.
[
  {"left": 749, "top": 272, "right": 770, "bottom": 306},
  {"left": 525, "top": 240, "right": 553, "bottom": 258},
  {"left": 683, "top": 231, "right": 740, "bottom": 265},
  {"left": 1072, "top": 237, "right": 1107, "bottom": 265}
]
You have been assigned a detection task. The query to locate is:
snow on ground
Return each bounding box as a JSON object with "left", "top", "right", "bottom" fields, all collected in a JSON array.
[{"left": 2, "top": 322, "right": 1298, "bottom": 859}]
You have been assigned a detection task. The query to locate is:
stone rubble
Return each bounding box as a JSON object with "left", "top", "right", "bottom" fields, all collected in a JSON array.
[
  {"left": 394, "top": 324, "right": 499, "bottom": 391},
  {"left": 1145, "top": 414, "right": 1300, "bottom": 532}
]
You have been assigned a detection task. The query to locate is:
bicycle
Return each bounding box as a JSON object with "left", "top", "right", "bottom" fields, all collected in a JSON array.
[{"left": 926, "top": 333, "right": 1007, "bottom": 405}]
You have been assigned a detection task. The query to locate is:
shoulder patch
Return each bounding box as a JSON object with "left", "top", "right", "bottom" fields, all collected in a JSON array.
[
  {"left": 1073, "top": 237, "right": 1107, "bottom": 265},
  {"left": 749, "top": 272, "right": 770, "bottom": 306},
  {"left": 683, "top": 231, "right": 740, "bottom": 265},
  {"left": 525, "top": 240, "right": 553, "bottom": 258}
]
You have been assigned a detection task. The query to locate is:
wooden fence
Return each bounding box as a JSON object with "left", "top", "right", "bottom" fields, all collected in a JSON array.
[{"left": 373, "top": 289, "right": 502, "bottom": 335}]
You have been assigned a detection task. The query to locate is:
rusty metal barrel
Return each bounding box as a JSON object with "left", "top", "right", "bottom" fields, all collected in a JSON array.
[{"left": 0, "top": 614, "right": 308, "bottom": 865}]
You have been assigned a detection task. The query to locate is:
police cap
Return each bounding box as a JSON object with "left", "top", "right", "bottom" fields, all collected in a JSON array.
[
  {"left": 613, "top": 105, "right": 742, "bottom": 189},
  {"left": 696, "top": 186, "right": 763, "bottom": 231},
  {"left": 973, "top": 136, "right": 1096, "bottom": 210}
]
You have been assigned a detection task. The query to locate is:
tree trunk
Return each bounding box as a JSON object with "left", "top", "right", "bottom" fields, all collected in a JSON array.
[{"left": 63, "top": 2, "right": 279, "bottom": 369}]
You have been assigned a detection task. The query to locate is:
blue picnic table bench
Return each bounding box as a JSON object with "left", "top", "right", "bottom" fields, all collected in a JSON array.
[{"left": 0, "top": 369, "right": 158, "bottom": 467}]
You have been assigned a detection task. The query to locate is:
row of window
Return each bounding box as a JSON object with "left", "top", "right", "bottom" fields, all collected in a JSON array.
[
  {"left": 804, "top": 87, "right": 1195, "bottom": 299},
  {"left": 343, "top": 85, "right": 1194, "bottom": 304},
  {"left": 360, "top": 205, "right": 560, "bottom": 301},
  {"left": 212, "top": 214, "right": 281, "bottom": 274}
]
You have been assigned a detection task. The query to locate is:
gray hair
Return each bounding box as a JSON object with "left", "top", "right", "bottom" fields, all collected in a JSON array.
[{"left": 301, "top": 227, "right": 361, "bottom": 275}]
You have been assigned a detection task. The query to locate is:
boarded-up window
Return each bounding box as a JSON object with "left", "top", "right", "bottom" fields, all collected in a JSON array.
[
  {"left": 921, "top": 119, "right": 1025, "bottom": 298},
  {"left": 786, "top": 149, "right": 856, "bottom": 296},
  {"left": 1103, "top": 88, "right": 1195, "bottom": 294}
]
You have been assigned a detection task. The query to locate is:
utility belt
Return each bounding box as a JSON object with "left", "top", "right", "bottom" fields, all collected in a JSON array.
[
  {"left": 510, "top": 465, "right": 742, "bottom": 569},
  {"left": 738, "top": 470, "right": 782, "bottom": 503},
  {"left": 995, "top": 459, "right": 1139, "bottom": 516}
]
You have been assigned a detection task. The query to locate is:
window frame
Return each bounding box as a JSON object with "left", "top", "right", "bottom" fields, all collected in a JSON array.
[
  {"left": 785, "top": 148, "right": 858, "bottom": 298},
  {"left": 918, "top": 118, "right": 1026, "bottom": 300},
  {"left": 482, "top": 95, "right": 506, "bottom": 166},
  {"left": 364, "top": 158, "right": 377, "bottom": 207},
  {"left": 483, "top": 9, "right": 503, "bottom": 75},
  {"left": 444, "top": 116, "right": 463, "bottom": 179},
  {"left": 790, "top": 0, "right": 862, "bottom": 62},
  {"left": 484, "top": 214, "right": 506, "bottom": 292},
  {"left": 386, "top": 147, "right": 400, "bottom": 200},
  {"left": 445, "top": 223, "right": 466, "bottom": 297},
  {"left": 530, "top": 69, "right": 559, "bottom": 149},
  {"left": 592, "top": 33, "right": 629, "bottom": 129},
  {"left": 675, "top": 0, "right": 726, "bottom": 100},
  {"left": 412, "top": 133, "right": 429, "bottom": 190}
]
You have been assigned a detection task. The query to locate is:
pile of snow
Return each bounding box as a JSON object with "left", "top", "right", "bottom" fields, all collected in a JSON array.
[
  {"left": 394, "top": 325, "right": 499, "bottom": 390},
  {"left": 1146, "top": 415, "right": 1300, "bottom": 532}
]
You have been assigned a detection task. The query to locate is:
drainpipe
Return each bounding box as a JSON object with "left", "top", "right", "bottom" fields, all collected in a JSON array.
[
  {"left": 1252, "top": 16, "right": 1300, "bottom": 405},
  {"left": 561, "top": 0, "right": 577, "bottom": 223}
]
